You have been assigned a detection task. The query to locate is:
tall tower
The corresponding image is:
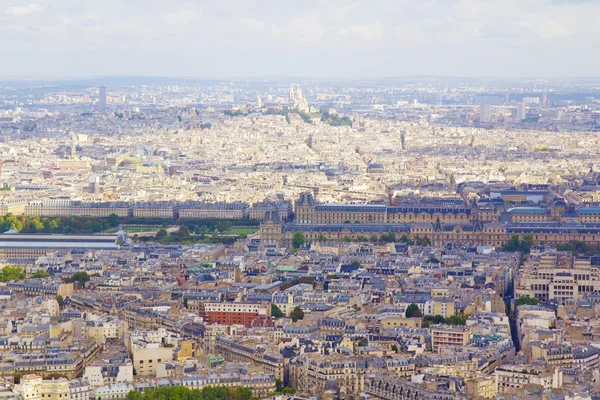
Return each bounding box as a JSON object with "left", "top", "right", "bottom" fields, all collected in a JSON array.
[
  {"left": 516, "top": 102, "right": 526, "bottom": 121},
  {"left": 99, "top": 86, "right": 107, "bottom": 111},
  {"left": 479, "top": 104, "right": 491, "bottom": 123}
]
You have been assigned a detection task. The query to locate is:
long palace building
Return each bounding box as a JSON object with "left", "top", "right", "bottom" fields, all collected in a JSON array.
[
  {"left": 259, "top": 193, "right": 600, "bottom": 249},
  {"left": 0, "top": 229, "right": 128, "bottom": 259}
]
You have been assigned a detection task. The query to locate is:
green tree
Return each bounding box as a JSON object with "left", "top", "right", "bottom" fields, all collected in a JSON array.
[
  {"left": 156, "top": 229, "right": 168, "bottom": 239},
  {"left": 0, "top": 266, "right": 26, "bottom": 282},
  {"left": 56, "top": 295, "right": 65, "bottom": 309},
  {"left": 178, "top": 225, "right": 191, "bottom": 239},
  {"left": 444, "top": 315, "right": 467, "bottom": 325},
  {"left": 523, "top": 234, "right": 534, "bottom": 252},
  {"left": 271, "top": 304, "right": 284, "bottom": 318},
  {"left": 516, "top": 296, "right": 539, "bottom": 306},
  {"left": 67, "top": 271, "right": 91, "bottom": 288},
  {"left": 107, "top": 214, "right": 120, "bottom": 227},
  {"left": 31, "top": 270, "right": 51, "bottom": 279},
  {"left": 405, "top": 303, "right": 423, "bottom": 318},
  {"left": 183, "top": 297, "right": 189, "bottom": 309},
  {"left": 343, "top": 235, "right": 352, "bottom": 242},
  {"left": 292, "top": 231, "right": 306, "bottom": 249},
  {"left": 275, "top": 379, "right": 283, "bottom": 392},
  {"left": 290, "top": 306, "right": 305, "bottom": 322}
]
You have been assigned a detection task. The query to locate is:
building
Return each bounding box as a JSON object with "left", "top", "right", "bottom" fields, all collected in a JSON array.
[
  {"left": 517, "top": 102, "right": 526, "bottom": 120},
  {"left": 15, "top": 375, "right": 71, "bottom": 400},
  {"left": 514, "top": 251, "right": 600, "bottom": 303},
  {"left": 430, "top": 324, "right": 471, "bottom": 352},
  {"left": 187, "top": 299, "right": 269, "bottom": 327},
  {"left": 99, "top": 86, "right": 106, "bottom": 111},
  {"left": 178, "top": 202, "right": 248, "bottom": 219},
  {"left": 0, "top": 231, "right": 127, "bottom": 259},
  {"left": 479, "top": 104, "right": 491, "bottom": 123},
  {"left": 289, "top": 85, "right": 309, "bottom": 113}
]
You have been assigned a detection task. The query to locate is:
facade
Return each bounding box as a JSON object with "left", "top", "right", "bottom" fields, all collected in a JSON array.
[
  {"left": 132, "top": 203, "right": 174, "bottom": 219},
  {"left": 430, "top": 325, "right": 471, "bottom": 352},
  {"left": 188, "top": 300, "right": 269, "bottom": 328},
  {"left": 178, "top": 202, "right": 248, "bottom": 219},
  {"left": 514, "top": 252, "right": 600, "bottom": 302},
  {"left": 0, "top": 231, "right": 127, "bottom": 259},
  {"left": 214, "top": 336, "right": 284, "bottom": 381},
  {"left": 130, "top": 344, "right": 173, "bottom": 377}
]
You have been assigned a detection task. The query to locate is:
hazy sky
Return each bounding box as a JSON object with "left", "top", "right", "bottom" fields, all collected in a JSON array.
[{"left": 1, "top": 0, "right": 599, "bottom": 78}]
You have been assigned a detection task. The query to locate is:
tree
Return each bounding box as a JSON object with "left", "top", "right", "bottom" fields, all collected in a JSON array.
[
  {"left": 292, "top": 231, "right": 306, "bottom": 249},
  {"left": 275, "top": 379, "right": 283, "bottom": 392},
  {"left": 523, "top": 234, "right": 534, "bottom": 252},
  {"left": 178, "top": 225, "right": 191, "bottom": 239},
  {"left": 183, "top": 297, "right": 189, "bottom": 309},
  {"left": 516, "top": 296, "right": 539, "bottom": 306},
  {"left": 156, "top": 229, "right": 168, "bottom": 239},
  {"left": 0, "top": 266, "right": 26, "bottom": 282},
  {"left": 343, "top": 235, "right": 352, "bottom": 242},
  {"left": 67, "top": 271, "right": 91, "bottom": 288},
  {"left": 271, "top": 304, "right": 284, "bottom": 318},
  {"left": 290, "top": 306, "right": 305, "bottom": 322},
  {"left": 391, "top": 344, "right": 399, "bottom": 353},
  {"left": 107, "top": 214, "right": 120, "bottom": 227},
  {"left": 444, "top": 315, "right": 467, "bottom": 325},
  {"left": 405, "top": 303, "right": 423, "bottom": 318},
  {"left": 31, "top": 270, "right": 51, "bottom": 279},
  {"left": 56, "top": 295, "right": 65, "bottom": 309}
]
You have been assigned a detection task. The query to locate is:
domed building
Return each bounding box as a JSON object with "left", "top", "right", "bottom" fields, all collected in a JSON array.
[{"left": 119, "top": 155, "right": 143, "bottom": 168}]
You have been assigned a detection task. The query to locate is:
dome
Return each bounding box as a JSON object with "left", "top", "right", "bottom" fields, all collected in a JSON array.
[
  {"left": 562, "top": 208, "right": 578, "bottom": 218},
  {"left": 120, "top": 156, "right": 142, "bottom": 167},
  {"left": 553, "top": 200, "right": 567, "bottom": 208}
]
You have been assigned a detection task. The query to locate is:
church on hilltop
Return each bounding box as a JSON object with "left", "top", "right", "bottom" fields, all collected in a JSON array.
[{"left": 289, "top": 85, "right": 309, "bottom": 113}]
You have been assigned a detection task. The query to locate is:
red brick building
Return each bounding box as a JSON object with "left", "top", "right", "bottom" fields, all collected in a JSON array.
[{"left": 194, "top": 302, "right": 269, "bottom": 327}]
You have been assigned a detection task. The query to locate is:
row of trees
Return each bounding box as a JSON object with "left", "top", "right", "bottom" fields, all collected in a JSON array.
[
  {"left": 503, "top": 234, "right": 534, "bottom": 253},
  {"left": 270, "top": 304, "right": 305, "bottom": 322},
  {"left": 147, "top": 226, "right": 241, "bottom": 246},
  {"left": 293, "top": 232, "right": 432, "bottom": 247},
  {"left": 125, "top": 385, "right": 253, "bottom": 400},
  {"left": 422, "top": 314, "right": 467, "bottom": 328},
  {"left": 320, "top": 109, "right": 352, "bottom": 126},
  {"left": 405, "top": 304, "right": 467, "bottom": 327},
  {"left": 0, "top": 266, "right": 52, "bottom": 282},
  {"left": 0, "top": 213, "right": 121, "bottom": 234}
]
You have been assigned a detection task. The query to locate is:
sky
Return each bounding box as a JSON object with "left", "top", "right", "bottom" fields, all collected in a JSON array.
[{"left": 1, "top": 0, "right": 599, "bottom": 79}]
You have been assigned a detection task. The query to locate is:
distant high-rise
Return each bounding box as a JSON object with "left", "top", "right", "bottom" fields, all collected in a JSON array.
[
  {"left": 479, "top": 104, "right": 491, "bottom": 123},
  {"left": 541, "top": 93, "right": 548, "bottom": 106},
  {"left": 256, "top": 95, "right": 262, "bottom": 109},
  {"left": 88, "top": 176, "right": 100, "bottom": 194},
  {"left": 517, "top": 102, "right": 526, "bottom": 121},
  {"left": 99, "top": 86, "right": 107, "bottom": 111}
]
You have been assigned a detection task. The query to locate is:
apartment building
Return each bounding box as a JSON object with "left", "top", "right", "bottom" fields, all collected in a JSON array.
[
  {"left": 187, "top": 300, "right": 269, "bottom": 328},
  {"left": 515, "top": 251, "right": 600, "bottom": 302},
  {"left": 430, "top": 324, "right": 471, "bottom": 352}
]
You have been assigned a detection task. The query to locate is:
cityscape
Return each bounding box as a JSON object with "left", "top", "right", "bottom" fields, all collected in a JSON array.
[{"left": 2, "top": 1, "right": 600, "bottom": 400}]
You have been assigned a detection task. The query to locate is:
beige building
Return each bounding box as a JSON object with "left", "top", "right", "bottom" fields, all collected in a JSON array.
[
  {"left": 466, "top": 376, "right": 496, "bottom": 399},
  {"left": 15, "top": 375, "right": 70, "bottom": 400},
  {"left": 430, "top": 325, "right": 471, "bottom": 352},
  {"left": 130, "top": 344, "right": 174, "bottom": 377},
  {"left": 515, "top": 251, "right": 600, "bottom": 302}
]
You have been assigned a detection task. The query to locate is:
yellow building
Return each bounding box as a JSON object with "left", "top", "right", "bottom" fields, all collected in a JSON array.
[
  {"left": 466, "top": 377, "right": 497, "bottom": 399},
  {"left": 16, "top": 375, "right": 70, "bottom": 400}
]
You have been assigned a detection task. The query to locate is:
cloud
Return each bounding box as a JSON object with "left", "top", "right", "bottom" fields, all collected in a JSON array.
[
  {"left": 164, "top": 9, "right": 198, "bottom": 26},
  {"left": 0, "top": 0, "right": 599, "bottom": 78},
  {"left": 4, "top": 3, "right": 42, "bottom": 16}
]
